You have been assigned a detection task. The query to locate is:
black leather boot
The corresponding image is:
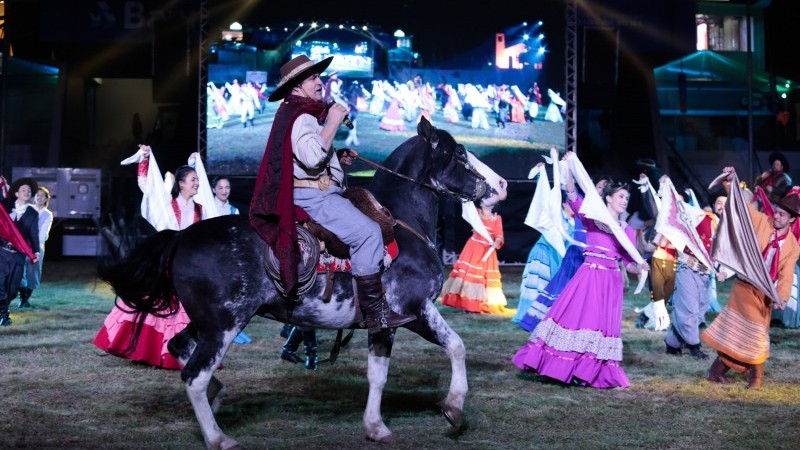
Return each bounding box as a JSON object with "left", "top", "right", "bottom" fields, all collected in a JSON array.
[
  {"left": 708, "top": 357, "right": 731, "bottom": 384},
  {"left": 687, "top": 344, "right": 709, "bottom": 360},
  {"left": 356, "top": 272, "right": 416, "bottom": 333},
  {"left": 279, "top": 323, "right": 293, "bottom": 338},
  {"left": 0, "top": 300, "right": 12, "bottom": 326},
  {"left": 303, "top": 329, "right": 318, "bottom": 370},
  {"left": 746, "top": 363, "right": 765, "bottom": 389},
  {"left": 19, "top": 287, "right": 32, "bottom": 308},
  {"left": 280, "top": 327, "right": 303, "bottom": 363}
]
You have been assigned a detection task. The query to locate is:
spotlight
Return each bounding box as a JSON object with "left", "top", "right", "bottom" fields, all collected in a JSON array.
[
  {"left": 284, "top": 27, "right": 288, "bottom": 32},
  {"left": 362, "top": 25, "right": 368, "bottom": 31},
  {"left": 782, "top": 93, "right": 788, "bottom": 99},
  {"left": 311, "top": 22, "right": 318, "bottom": 28},
  {"left": 538, "top": 21, "right": 543, "bottom": 25},
  {"left": 539, "top": 33, "right": 544, "bottom": 39},
  {"left": 523, "top": 34, "right": 529, "bottom": 41},
  {"left": 537, "top": 46, "right": 545, "bottom": 54},
  {"left": 339, "top": 24, "right": 344, "bottom": 29},
  {"left": 523, "top": 21, "right": 528, "bottom": 26}
]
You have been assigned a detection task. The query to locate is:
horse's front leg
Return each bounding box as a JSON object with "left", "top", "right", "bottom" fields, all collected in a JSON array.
[
  {"left": 414, "top": 301, "right": 468, "bottom": 427},
  {"left": 364, "top": 329, "right": 396, "bottom": 443},
  {"left": 183, "top": 329, "right": 242, "bottom": 450}
]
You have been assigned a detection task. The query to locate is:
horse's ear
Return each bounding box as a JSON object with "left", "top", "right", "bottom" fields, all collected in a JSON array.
[{"left": 417, "top": 116, "right": 438, "bottom": 150}]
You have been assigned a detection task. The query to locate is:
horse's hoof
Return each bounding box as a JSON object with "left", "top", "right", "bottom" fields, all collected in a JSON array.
[
  {"left": 366, "top": 432, "right": 396, "bottom": 444},
  {"left": 208, "top": 436, "right": 241, "bottom": 450},
  {"left": 442, "top": 406, "right": 462, "bottom": 428},
  {"left": 219, "top": 436, "right": 242, "bottom": 450}
]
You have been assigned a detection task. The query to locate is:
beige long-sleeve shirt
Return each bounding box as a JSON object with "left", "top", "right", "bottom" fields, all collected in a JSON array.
[{"left": 291, "top": 113, "right": 345, "bottom": 183}]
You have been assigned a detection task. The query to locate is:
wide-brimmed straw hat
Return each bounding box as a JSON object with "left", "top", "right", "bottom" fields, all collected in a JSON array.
[
  {"left": 9, "top": 177, "right": 38, "bottom": 196},
  {"left": 268, "top": 55, "right": 334, "bottom": 102},
  {"left": 776, "top": 188, "right": 800, "bottom": 217}
]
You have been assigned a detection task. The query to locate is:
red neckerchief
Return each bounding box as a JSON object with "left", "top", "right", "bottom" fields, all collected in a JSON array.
[
  {"left": 756, "top": 186, "right": 800, "bottom": 240},
  {"left": 0, "top": 205, "right": 35, "bottom": 259},
  {"left": 763, "top": 229, "right": 789, "bottom": 282},
  {"left": 249, "top": 95, "right": 328, "bottom": 296},
  {"left": 761, "top": 170, "right": 785, "bottom": 189},
  {"left": 171, "top": 198, "right": 202, "bottom": 228}
]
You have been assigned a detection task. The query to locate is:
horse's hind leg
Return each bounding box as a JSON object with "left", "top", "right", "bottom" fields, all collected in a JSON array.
[
  {"left": 406, "top": 301, "right": 468, "bottom": 427},
  {"left": 169, "top": 325, "right": 226, "bottom": 414},
  {"left": 181, "top": 329, "right": 242, "bottom": 450},
  {"left": 364, "top": 329, "right": 397, "bottom": 444}
]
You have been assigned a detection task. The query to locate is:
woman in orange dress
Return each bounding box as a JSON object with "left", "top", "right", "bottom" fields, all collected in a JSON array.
[{"left": 441, "top": 202, "right": 507, "bottom": 314}]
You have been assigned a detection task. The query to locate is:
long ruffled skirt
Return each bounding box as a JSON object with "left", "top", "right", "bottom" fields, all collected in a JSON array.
[
  {"left": 512, "top": 261, "right": 629, "bottom": 388},
  {"left": 512, "top": 238, "right": 562, "bottom": 324},
  {"left": 441, "top": 240, "right": 507, "bottom": 314},
  {"left": 93, "top": 302, "right": 190, "bottom": 370},
  {"left": 518, "top": 245, "right": 585, "bottom": 331}
]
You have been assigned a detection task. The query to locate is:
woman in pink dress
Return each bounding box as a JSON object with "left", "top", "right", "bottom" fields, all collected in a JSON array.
[
  {"left": 442, "top": 84, "right": 461, "bottom": 123},
  {"left": 379, "top": 88, "right": 406, "bottom": 132},
  {"left": 512, "top": 180, "right": 647, "bottom": 388},
  {"left": 94, "top": 146, "right": 207, "bottom": 369}
]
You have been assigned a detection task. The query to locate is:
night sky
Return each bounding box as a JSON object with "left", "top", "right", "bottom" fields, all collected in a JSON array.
[
  {"left": 207, "top": 0, "right": 800, "bottom": 82},
  {"left": 210, "top": 0, "right": 566, "bottom": 67}
]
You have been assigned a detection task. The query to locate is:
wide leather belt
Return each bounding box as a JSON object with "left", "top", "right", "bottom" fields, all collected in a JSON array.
[{"left": 293, "top": 176, "right": 340, "bottom": 191}]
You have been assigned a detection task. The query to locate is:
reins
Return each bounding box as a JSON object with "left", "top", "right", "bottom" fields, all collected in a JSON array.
[
  {"left": 355, "top": 154, "right": 484, "bottom": 201},
  {"left": 394, "top": 218, "right": 437, "bottom": 251},
  {"left": 356, "top": 155, "right": 439, "bottom": 191},
  {"left": 355, "top": 155, "right": 446, "bottom": 251}
]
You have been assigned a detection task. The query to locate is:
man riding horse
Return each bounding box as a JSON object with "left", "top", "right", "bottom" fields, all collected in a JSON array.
[{"left": 249, "top": 54, "right": 416, "bottom": 332}]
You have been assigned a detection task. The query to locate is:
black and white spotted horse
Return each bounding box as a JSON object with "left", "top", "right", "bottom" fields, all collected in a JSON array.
[{"left": 100, "top": 117, "right": 508, "bottom": 449}]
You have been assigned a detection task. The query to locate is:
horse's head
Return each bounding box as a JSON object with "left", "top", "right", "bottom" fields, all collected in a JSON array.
[{"left": 416, "top": 117, "right": 487, "bottom": 202}]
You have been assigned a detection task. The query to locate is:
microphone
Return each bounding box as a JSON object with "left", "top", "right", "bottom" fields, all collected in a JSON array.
[
  {"left": 342, "top": 115, "right": 354, "bottom": 130},
  {"left": 327, "top": 100, "right": 354, "bottom": 129}
]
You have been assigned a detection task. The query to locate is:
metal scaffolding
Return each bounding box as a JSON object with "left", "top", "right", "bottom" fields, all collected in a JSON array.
[
  {"left": 565, "top": 0, "right": 578, "bottom": 153},
  {"left": 197, "top": 0, "right": 209, "bottom": 158}
]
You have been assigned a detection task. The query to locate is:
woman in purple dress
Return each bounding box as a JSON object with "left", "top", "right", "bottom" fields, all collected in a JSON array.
[{"left": 512, "top": 181, "right": 647, "bottom": 388}]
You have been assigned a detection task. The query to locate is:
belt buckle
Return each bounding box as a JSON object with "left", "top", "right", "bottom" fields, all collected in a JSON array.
[{"left": 318, "top": 174, "right": 331, "bottom": 191}]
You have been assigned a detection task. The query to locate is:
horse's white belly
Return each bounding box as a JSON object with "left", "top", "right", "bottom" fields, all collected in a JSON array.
[{"left": 295, "top": 294, "right": 357, "bottom": 329}]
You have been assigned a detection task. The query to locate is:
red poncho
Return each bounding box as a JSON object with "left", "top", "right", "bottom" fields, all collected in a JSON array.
[{"left": 249, "top": 95, "right": 328, "bottom": 296}]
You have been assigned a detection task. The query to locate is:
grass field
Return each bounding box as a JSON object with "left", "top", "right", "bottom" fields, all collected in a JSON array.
[{"left": 3, "top": 259, "right": 800, "bottom": 449}]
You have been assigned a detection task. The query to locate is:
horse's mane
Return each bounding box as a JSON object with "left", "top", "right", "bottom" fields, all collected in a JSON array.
[{"left": 375, "top": 126, "right": 458, "bottom": 188}]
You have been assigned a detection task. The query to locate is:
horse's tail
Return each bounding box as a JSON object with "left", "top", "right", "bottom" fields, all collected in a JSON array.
[{"left": 98, "top": 229, "right": 181, "bottom": 352}]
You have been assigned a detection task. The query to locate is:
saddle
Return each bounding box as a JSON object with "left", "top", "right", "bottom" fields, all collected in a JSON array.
[{"left": 265, "top": 187, "right": 399, "bottom": 297}]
